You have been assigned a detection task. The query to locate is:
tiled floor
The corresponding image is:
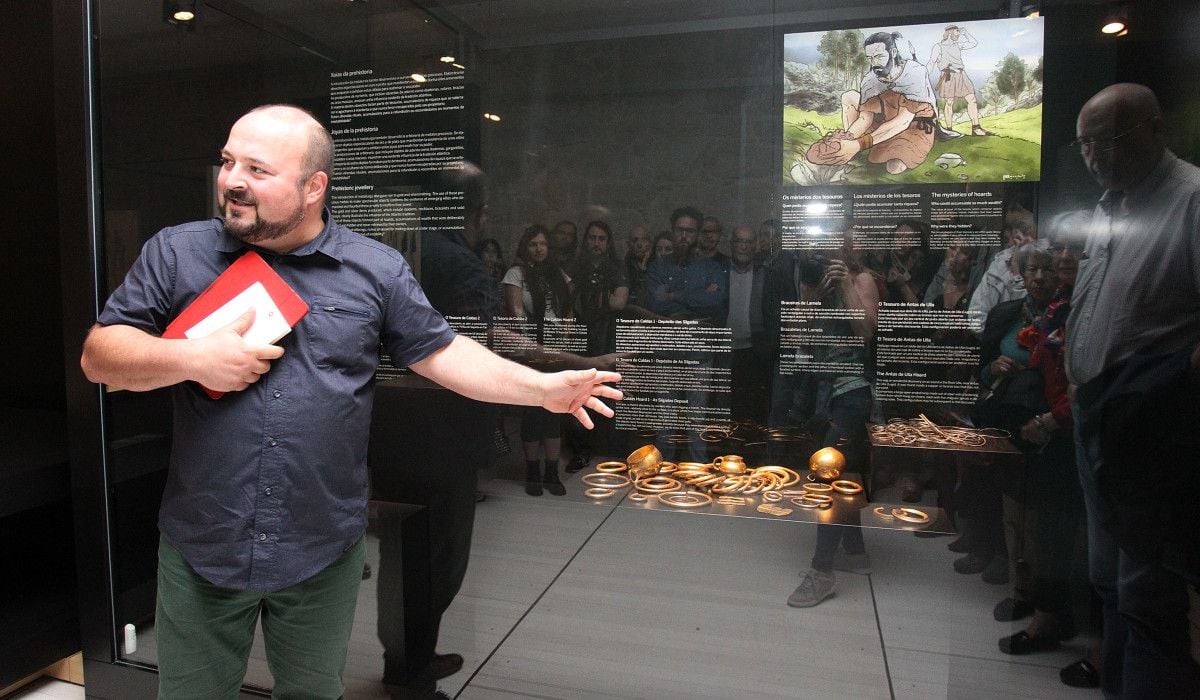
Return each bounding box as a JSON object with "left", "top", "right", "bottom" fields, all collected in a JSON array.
[
  {"left": 3, "top": 678, "right": 83, "bottom": 700},
  {"left": 43, "top": 472, "right": 1101, "bottom": 699}
]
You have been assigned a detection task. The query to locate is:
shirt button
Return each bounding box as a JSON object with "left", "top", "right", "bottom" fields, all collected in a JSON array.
[
  {"left": 265, "top": 487, "right": 272, "bottom": 495},
  {"left": 273, "top": 390, "right": 281, "bottom": 399},
  {"left": 269, "top": 438, "right": 278, "bottom": 447},
  {"left": 258, "top": 533, "right": 267, "bottom": 541}
]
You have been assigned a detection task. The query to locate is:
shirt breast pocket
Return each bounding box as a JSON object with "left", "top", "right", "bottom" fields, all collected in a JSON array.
[{"left": 305, "top": 300, "right": 376, "bottom": 370}]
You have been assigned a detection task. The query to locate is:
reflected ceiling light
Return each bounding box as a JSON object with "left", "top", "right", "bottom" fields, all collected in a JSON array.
[
  {"left": 411, "top": 73, "right": 427, "bottom": 82},
  {"left": 805, "top": 202, "right": 829, "bottom": 215},
  {"left": 452, "top": 63, "right": 466, "bottom": 70},
  {"left": 1101, "top": 6, "right": 1129, "bottom": 35},
  {"left": 163, "top": 1, "right": 198, "bottom": 27},
  {"left": 440, "top": 55, "right": 456, "bottom": 63},
  {"left": 483, "top": 113, "right": 501, "bottom": 122}
]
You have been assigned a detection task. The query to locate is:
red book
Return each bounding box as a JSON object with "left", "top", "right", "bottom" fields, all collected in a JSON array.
[{"left": 163, "top": 251, "right": 309, "bottom": 398}]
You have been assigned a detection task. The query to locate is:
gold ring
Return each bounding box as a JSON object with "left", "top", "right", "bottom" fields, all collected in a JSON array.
[
  {"left": 803, "top": 482, "right": 833, "bottom": 494},
  {"left": 873, "top": 506, "right": 895, "bottom": 520},
  {"left": 763, "top": 491, "right": 783, "bottom": 503},
  {"left": 657, "top": 491, "right": 713, "bottom": 508},
  {"left": 791, "top": 497, "right": 822, "bottom": 509},
  {"left": 585, "top": 487, "right": 616, "bottom": 499},
  {"left": 658, "top": 462, "right": 678, "bottom": 474},
  {"left": 676, "top": 462, "right": 712, "bottom": 471},
  {"left": 595, "top": 461, "right": 628, "bottom": 473},
  {"left": 582, "top": 473, "right": 630, "bottom": 489},
  {"left": 627, "top": 492, "right": 648, "bottom": 503},
  {"left": 710, "top": 476, "right": 748, "bottom": 495},
  {"left": 892, "top": 507, "right": 930, "bottom": 524},
  {"left": 832, "top": 480, "right": 862, "bottom": 495}
]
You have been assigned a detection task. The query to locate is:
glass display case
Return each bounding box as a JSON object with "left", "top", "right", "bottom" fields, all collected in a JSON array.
[{"left": 71, "top": 0, "right": 1200, "bottom": 697}]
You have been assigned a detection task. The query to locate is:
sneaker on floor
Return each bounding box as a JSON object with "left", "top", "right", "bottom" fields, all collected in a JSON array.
[
  {"left": 832, "top": 551, "right": 872, "bottom": 575},
  {"left": 787, "top": 569, "right": 835, "bottom": 608},
  {"left": 953, "top": 552, "right": 991, "bottom": 574},
  {"left": 993, "top": 596, "right": 1034, "bottom": 621},
  {"left": 981, "top": 555, "right": 1010, "bottom": 584}
]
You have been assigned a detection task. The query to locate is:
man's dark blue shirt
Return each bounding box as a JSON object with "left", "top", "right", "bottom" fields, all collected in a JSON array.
[{"left": 97, "top": 212, "right": 456, "bottom": 591}]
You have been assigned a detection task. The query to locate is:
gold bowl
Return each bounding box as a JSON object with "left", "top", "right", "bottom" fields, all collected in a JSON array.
[
  {"left": 626, "top": 444, "right": 664, "bottom": 479},
  {"left": 713, "top": 454, "right": 748, "bottom": 474},
  {"left": 808, "top": 447, "right": 846, "bottom": 480}
]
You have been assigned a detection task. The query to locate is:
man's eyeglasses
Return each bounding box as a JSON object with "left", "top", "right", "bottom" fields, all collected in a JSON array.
[
  {"left": 672, "top": 226, "right": 698, "bottom": 234},
  {"left": 1071, "top": 117, "right": 1157, "bottom": 153}
]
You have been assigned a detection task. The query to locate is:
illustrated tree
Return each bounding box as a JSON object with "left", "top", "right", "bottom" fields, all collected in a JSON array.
[
  {"left": 994, "top": 53, "right": 1027, "bottom": 103},
  {"left": 817, "top": 29, "right": 867, "bottom": 91}
]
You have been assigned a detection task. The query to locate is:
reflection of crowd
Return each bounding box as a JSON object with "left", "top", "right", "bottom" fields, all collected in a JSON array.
[{"left": 468, "top": 81, "right": 1200, "bottom": 695}]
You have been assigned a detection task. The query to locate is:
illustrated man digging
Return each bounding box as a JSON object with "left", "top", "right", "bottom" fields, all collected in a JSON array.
[{"left": 806, "top": 31, "right": 946, "bottom": 175}]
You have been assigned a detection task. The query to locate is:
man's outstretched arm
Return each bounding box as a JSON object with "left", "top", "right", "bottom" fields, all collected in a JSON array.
[{"left": 409, "top": 335, "right": 623, "bottom": 429}]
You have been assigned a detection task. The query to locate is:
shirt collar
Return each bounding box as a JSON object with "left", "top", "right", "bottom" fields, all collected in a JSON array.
[
  {"left": 1103, "top": 149, "right": 1175, "bottom": 213},
  {"left": 214, "top": 207, "right": 344, "bottom": 262}
]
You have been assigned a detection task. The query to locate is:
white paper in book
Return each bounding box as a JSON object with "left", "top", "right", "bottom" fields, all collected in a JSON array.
[{"left": 183, "top": 281, "right": 293, "bottom": 345}]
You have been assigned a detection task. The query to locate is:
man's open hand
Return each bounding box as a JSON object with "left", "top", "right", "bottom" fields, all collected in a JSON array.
[{"left": 541, "top": 368, "right": 623, "bottom": 429}]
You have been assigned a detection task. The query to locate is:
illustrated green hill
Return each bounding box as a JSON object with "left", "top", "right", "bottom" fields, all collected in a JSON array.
[{"left": 783, "top": 104, "right": 1042, "bottom": 185}]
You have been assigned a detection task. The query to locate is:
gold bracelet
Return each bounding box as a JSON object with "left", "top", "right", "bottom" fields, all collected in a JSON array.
[
  {"left": 892, "top": 507, "right": 930, "bottom": 524},
  {"left": 710, "top": 476, "right": 749, "bottom": 494},
  {"left": 873, "top": 506, "right": 896, "bottom": 520},
  {"left": 582, "top": 473, "right": 630, "bottom": 489},
  {"left": 658, "top": 491, "right": 713, "bottom": 508},
  {"left": 635, "top": 476, "right": 682, "bottom": 493},
  {"left": 831, "top": 480, "right": 863, "bottom": 495},
  {"left": 627, "top": 492, "right": 648, "bottom": 503},
  {"left": 594, "top": 461, "right": 628, "bottom": 474},
  {"left": 658, "top": 461, "right": 678, "bottom": 474},
  {"left": 754, "top": 465, "right": 801, "bottom": 488},
  {"left": 763, "top": 491, "right": 783, "bottom": 503},
  {"left": 857, "top": 133, "right": 873, "bottom": 150},
  {"left": 803, "top": 482, "right": 834, "bottom": 494},
  {"left": 585, "top": 487, "right": 616, "bottom": 499}
]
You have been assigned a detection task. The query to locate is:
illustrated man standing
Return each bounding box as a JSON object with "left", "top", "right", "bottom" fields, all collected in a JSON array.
[
  {"left": 928, "top": 24, "right": 995, "bottom": 137},
  {"left": 80, "top": 104, "right": 621, "bottom": 699},
  {"left": 806, "top": 32, "right": 942, "bottom": 175},
  {"left": 1065, "top": 83, "right": 1200, "bottom": 698}
]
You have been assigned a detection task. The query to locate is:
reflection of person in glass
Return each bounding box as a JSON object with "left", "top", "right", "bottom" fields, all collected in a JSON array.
[
  {"left": 805, "top": 32, "right": 939, "bottom": 175},
  {"left": 572, "top": 221, "right": 629, "bottom": 355},
  {"left": 1064, "top": 83, "right": 1200, "bottom": 698},
  {"left": 927, "top": 25, "right": 994, "bottom": 137},
  {"left": 624, "top": 224, "right": 652, "bottom": 306},
  {"left": 653, "top": 230, "right": 674, "bottom": 259},
  {"left": 643, "top": 207, "right": 727, "bottom": 320},
  {"left": 786, "top": 232, "right": 880, "bottom": 609},
  {"left": 503, "top": 225, "right": 575, "bottom": 496},
  {"left": 726, "top": 225, "right": 769, "bottom": 422},
  {"left": 698, "top": 215, "right": 731, "bottom": 270},
  {"left": 976, "top": 247, "right": 1082, "bottom": 656},
  {"left": 549, "top": 219, "right": 578, "bottom": 270},
  {"left": 79, "top": 106, "right": 622, "bottom": 699}
]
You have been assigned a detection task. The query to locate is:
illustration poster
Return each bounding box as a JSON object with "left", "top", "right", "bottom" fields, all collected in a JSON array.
[{"left": 783, "top": 17, "right": 1044, "bottom": 187}]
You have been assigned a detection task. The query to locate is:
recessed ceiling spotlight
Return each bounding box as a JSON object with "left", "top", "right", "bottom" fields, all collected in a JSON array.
[
  {"left": 452, "top": 63, "right": 465, "bottom": 70},
  {"left": 440, "top": 55, "right": 455, "bottom": 63},
  {"left": 1101, "top": 21, "right": 1126, "bottom": 34},
  {"left": 411, "top": 73, "right": 427, "bottom": 82},
  {"left": 483, "top": 113, "right": 501, "bottom": 122},
  {"left": 163, "top": 1, "right": 198, "bottom": 27}
]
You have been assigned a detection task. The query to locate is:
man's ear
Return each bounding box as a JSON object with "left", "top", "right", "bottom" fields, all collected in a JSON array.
[{"left": 305, "top": 171, "right": 329, "bottom": 206}]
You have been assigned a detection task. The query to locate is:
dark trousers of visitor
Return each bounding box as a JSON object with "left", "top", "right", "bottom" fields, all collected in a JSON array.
[
  {"left": 810, "top": 386, "right": 872, "bottom": 573},
  {"left": 370, "top": 386, "right": 484, "bottom": 683},
  {"left": 1073, "top": 398, "right": 1200, "bottom": 699}
]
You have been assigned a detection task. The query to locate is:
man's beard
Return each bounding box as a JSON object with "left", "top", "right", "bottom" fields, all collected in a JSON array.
[
  {"left": 872, "top": 55, "right": 896, "bottom": 79},
  {"left": 222, "top": 189, "right": 305, "bottom": 244}
]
